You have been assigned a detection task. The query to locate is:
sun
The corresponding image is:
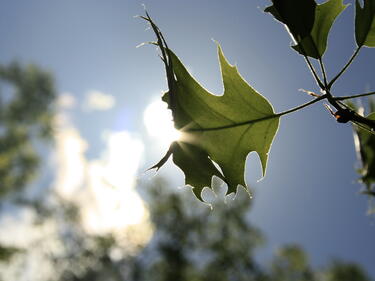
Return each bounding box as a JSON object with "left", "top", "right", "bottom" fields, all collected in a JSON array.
[{"left": 143, "top": 99, "right": 181, "bottom": 146}]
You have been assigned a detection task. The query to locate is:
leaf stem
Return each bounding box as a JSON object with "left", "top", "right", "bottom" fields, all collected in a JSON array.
[
  {"left": 187, "top": 95, "right": 327, "bottom": 132},
  {"left": 277, "top": 94, "right": 327, "bottom": 117},
  {"left": 333, "top": 91, "right": 375, "bottom": 101},
  {"left": 294, "top": 37, "right": 325, "bottom": 89},
  {"left": 303, "top": 55, "right": 325, "bottom": 89},
  {"left": 318, "top": 58, "right": 328, "bottom": 88},
  {"left": 328, "top": 46, "right": 361, "bottom": 89}
]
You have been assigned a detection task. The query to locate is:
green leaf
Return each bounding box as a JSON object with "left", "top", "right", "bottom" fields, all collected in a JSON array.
[
  {"left": 152, "top": 44, "right": 279, "bottom": 200},
  {"left": 355, "top": 0, "right": 375, "bottom": 47},
  {"left": 266, "top": 0, "right": 347, "bottom": 59},
  {"left": 354, "top": 112, "right": 375, "bottom": 192},
  {"left": 348, "top": 99, "right": 375, "bottom": 194}
]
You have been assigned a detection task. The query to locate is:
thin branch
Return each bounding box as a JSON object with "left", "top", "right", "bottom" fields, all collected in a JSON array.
[
  {"left": 291, "top": 32, "right": 325, "bottom": 90},
  {"left": 325, "top": 89, "right": 342, "bottom": 111},
  {"left": 333, "top": 91, "right": 375, "bottom": 101},
  {"left": 303, "top": 55, "right": 325, "bottom": 89},
  {"left": 187, "top": 95, "right": 327, "bottom": 132},
  {"left": 328, "top": 46, "right": 361, "bottom": 89},
  {"left": 292, "top": 36, "right": 325, "bottom": 89},
  {"left": 277, "top": 94, "right": 327, "bottom": 116},
  {"left": 318, "top": 57, "right": 328, "bottom": 88}
]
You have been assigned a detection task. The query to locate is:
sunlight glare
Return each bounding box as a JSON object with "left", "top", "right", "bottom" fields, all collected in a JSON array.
[{"left": 143, "top": 99, "right": 181, "bottom": 146}]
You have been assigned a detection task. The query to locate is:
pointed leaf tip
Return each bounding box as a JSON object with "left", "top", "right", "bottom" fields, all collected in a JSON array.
[{"left": 148, "top": 143, "right": 174, "bottom": 171}]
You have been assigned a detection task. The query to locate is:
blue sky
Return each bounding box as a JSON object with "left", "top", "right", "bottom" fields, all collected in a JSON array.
[{"left": 0, "top": 0, "right": 374, "bottom": 278}]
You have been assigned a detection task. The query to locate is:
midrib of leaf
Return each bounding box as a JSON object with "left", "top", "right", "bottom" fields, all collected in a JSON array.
[
  {"left": 187, "top": 94, "right": 326, "bottom": 132},
  {"left": 187, "top": 113, "right": 278, "bottom": 132}
]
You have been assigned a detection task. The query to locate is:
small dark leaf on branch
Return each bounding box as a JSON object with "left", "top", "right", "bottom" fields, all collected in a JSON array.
[{"left": 266, "top": 0, "right": 347, "bottom": 59}]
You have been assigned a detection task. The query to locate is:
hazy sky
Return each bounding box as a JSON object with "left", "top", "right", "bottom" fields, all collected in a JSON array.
[{"left": 0, "top": 0, "right": 374, "bottom": 278}]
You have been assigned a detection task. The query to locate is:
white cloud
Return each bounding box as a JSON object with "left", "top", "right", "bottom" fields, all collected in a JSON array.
[
  {"left": 57, "top": 93, "right": 76, "bottom": 109},
  {"left": 83, "top": 90, "right": 116, "bottom": 111},
  {"left": 52, "top": 111, "right": 149, "bottom": 238},
  {"left": 53, "top": 126, "right": 88, "bottom": 199},
  {"left": 81, "top": 132, "right": 147, "bottom": 234}
]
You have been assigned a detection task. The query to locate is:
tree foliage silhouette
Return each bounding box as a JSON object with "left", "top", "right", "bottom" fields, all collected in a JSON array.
[{"left": 0, "top": 62, "right": 56, "bottom": 198}]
